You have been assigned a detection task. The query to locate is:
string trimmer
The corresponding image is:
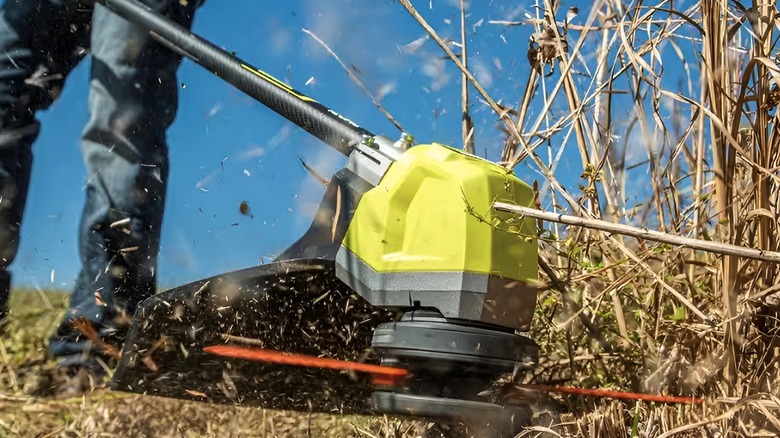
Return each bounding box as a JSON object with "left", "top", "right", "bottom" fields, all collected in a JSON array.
[{"left": 89, "top": 0, "right": 699, "bottom": 436}]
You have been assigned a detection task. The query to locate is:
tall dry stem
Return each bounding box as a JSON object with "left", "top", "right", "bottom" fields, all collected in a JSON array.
[{"left": 701, "top": 0, "right": 739, "bottom": 390}]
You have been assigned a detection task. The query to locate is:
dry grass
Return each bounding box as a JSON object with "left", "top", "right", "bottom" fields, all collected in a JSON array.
[
  {"left": 390, "top": 0, "right": 780, "bottom": 436},
  {"left": 0, "top": 290, "right": 426, "bottom": 438}
]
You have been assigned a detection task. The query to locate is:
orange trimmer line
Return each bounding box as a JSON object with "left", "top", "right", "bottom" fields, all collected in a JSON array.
[
  {"left": 203, "top": 345, "right": 409, "bottom": 386},
  {"left": 204, "top": 345, "right": 704, "bottom": 405},
  {"left": 510, "top": 383, "right": 704, "bottom": 405}
]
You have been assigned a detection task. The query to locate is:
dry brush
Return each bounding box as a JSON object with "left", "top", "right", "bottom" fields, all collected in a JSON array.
[{"left": 399, "top": 0, "right": 780, "bottom": 436}]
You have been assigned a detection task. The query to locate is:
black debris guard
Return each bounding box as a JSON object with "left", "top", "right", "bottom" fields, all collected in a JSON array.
[{"left": 110, "top": 259, "right": 396, "bottom": 414}]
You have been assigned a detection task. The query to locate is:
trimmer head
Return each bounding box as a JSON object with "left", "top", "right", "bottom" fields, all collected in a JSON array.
[
  {"left": 370, "top": 309, "right": 538, "bottom": 435},
  {"left": 111, "top": 259, "right": 538, "bottom": 435}
]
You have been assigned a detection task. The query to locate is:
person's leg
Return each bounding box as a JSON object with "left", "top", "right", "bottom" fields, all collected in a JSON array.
[
  {"left": 49, "top": 0, "right": 202, "bottom": 363},
  {"left": 0, "top": 0, "right": 91, "bottom": 323}
]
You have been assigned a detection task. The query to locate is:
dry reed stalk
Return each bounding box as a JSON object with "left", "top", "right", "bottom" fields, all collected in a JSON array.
[
  {"left": 701, "top": 0, "right": 736, "bottom": 391},
  {"left": 494, "top": 203, "right": 780, "bottom": 264},
  {"left": 752, "top": 3, "right": 776, "bottom": 289},
  {"left": 459, "top": 0, "right": 474, "bottom": 154},
  {"left": 301, "top": 28, "right": 406, "bottom": 134}
]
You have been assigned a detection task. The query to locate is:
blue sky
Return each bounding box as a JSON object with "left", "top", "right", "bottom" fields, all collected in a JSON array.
[
  {"left": 11, "top": 0, "right": 558, "bottom": 291},
  {"left": 10, "top": 0, "right": 712, "bottom": 292}
]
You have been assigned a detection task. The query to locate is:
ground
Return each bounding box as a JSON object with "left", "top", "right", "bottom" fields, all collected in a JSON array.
[
  {"left": 0, "top": 290, "right": 433, "bottom": 438},
  {"left": 0, "top": 289, "right": 730, "bottom": 438}
]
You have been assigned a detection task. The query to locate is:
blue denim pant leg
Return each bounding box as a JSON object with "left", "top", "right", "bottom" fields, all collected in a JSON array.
[
  {"left": 49, "top": 0, "right": 201, "bottom": 362},
  {"left": 0, "top": 0, "right": 93, "bottom": 320}
]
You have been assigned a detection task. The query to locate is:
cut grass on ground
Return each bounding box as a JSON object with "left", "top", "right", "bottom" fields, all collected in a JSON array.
[
  {"left": 3, "top": 289, "right": 753, "bottom": 437},
  {"left": 0, "top": 289, "right": 424, "bottom": 438}
]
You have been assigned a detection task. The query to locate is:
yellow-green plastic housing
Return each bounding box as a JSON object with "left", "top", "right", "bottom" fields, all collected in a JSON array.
[{"left": 335, "top": 143, "right": 539, "bottom": 330}]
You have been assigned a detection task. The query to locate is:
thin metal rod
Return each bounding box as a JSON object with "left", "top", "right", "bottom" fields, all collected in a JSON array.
[{"left": 493, "top": 202, "right": 780, "bottom": 264}]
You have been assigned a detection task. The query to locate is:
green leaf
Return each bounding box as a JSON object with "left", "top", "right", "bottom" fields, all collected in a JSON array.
[{"left": 671, "top": 306, "right": 686, "bottom": 322}]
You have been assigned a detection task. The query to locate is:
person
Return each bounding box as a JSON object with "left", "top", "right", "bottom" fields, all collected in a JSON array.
[{"left": 0, "top": 0, "right": 203, "bottom": 387}]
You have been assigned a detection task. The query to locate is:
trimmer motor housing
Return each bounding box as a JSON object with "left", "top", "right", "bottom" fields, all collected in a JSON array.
[{"left": 334, "top": 140, "right": 539, "bottom": 331}]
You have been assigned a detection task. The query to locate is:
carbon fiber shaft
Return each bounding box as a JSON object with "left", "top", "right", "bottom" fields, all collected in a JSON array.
[{"left": 99, "top": 0, "right": 374, "bottom": 156}]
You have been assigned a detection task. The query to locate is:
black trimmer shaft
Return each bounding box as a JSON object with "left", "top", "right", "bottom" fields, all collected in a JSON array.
[{"left": 97, "top": 0, "right": 374, "bottom": 156}]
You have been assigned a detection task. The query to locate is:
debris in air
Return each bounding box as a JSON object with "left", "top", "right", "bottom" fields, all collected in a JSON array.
[
  {"left": 204, "top": 102, "right": 222, "bottom": 121},
  {"left": 566, "top": 7, "right": 579, "bottom": 24},
  {"left": 298, "top": 156, "right": 330, "bottom": 187},
  {"left": 400, "top": 35, "right": 428, "bottom": 54},
  {"left": 239, "top": 201, "right": 254, "bottom": 218},
  {"left": 473, "top": 18, "right": 484, "bottom": 34},
  {"left": 95, "top": 291, "right": 107, "bottom": 307}
]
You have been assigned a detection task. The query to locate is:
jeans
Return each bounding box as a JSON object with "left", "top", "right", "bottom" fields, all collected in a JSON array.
[{"left": 0, "top": 0, "right": 201, "bottom": 362}]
